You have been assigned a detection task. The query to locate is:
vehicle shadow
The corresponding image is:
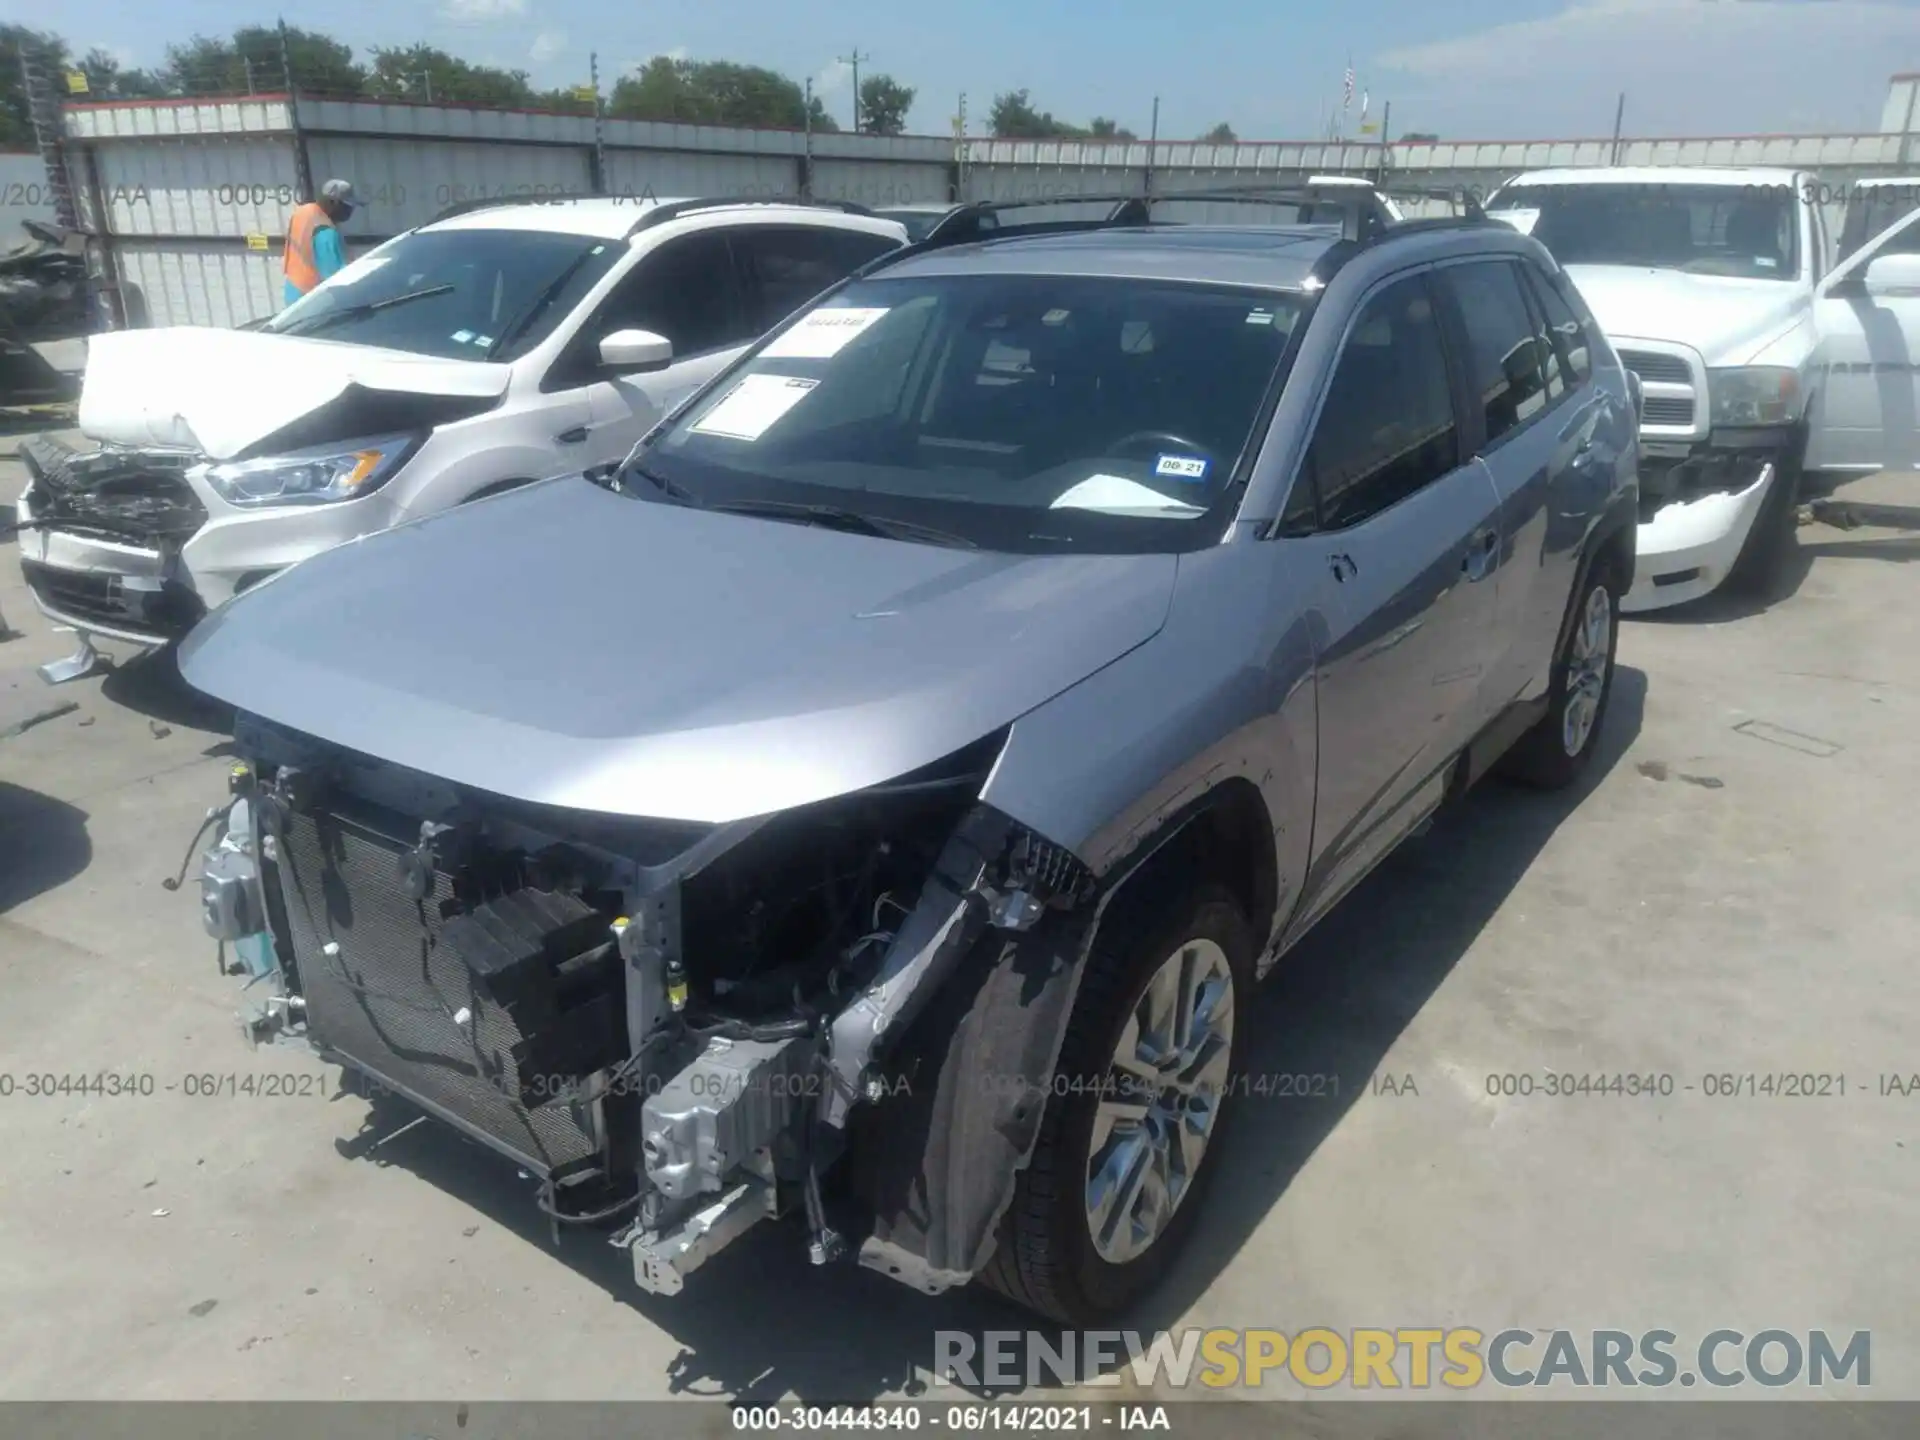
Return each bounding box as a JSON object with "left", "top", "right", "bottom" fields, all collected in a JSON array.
[
  {"left": 97, "top": 645, "right": 235, "bottom": 735},
  {"left": 328, "top": 668, "right": 1648, "bottom": 1403},
  {"left": 0, "top": 781, "right": 91, "bottom": 914}
]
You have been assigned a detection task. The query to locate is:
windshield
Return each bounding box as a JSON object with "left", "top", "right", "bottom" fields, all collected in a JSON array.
[
  {"left": 263, "top": 227, "right": 624, "bottom": 359},
  {"left": 632, "top": 272, "right": 1305, "bottom": 554},
  {"left": 1489, "top": 183, "right": 1800, "bottom": 280}
]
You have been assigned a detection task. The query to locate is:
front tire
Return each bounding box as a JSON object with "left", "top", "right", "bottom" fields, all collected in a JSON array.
[
  {"left": 977, "top": 881, "right": 1255, "bottom": 1324},
  {"left": 1500, "top": 552, "right": 1620, "bottom": 790}
]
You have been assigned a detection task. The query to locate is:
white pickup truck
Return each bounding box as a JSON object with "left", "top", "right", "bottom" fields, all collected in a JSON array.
[{"left": 1486, "top": 167, "right": 1920, "bottom": 612}]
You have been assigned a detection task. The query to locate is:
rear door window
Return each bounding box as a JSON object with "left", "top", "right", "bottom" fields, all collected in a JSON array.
[
  {"left": 1437, "top": 260, "right": 1551, "bottom": 450},
  {"left": 1521, "top": 264, "right": 1593, "bottom": 389},
  {"left": 732, "top": 225, "right": 902, "bottom": 333}
]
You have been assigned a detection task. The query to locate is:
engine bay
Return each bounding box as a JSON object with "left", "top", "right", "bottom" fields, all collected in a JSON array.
[{"left": 199, "top": 714, "right": 1077, "bottom": 1294}]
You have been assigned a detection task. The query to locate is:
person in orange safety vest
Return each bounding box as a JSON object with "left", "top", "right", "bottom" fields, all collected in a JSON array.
[{"left": 283, "top": 179, "right": 358, "bottom": 305}]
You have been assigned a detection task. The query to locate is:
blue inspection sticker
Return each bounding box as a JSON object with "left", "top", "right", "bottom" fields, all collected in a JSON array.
[{"left": 1155, "top": 454, "right": 1209, "bottom": 482}]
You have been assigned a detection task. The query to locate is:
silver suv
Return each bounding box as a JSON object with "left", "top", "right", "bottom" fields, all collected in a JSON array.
[{"left": 178, "top": 190, "right": 1638, "bottom": 1325}]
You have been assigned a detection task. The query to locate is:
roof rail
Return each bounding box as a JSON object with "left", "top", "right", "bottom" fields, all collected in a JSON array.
[
  {"left": 425, "top": 193, "right": 878, "bottom": 230},
  {"left": 627, "top": 195, "right": 878, "bottom": 235},
  {"left": 917, "top": 184, "right": 1398, "bottom": 251}
]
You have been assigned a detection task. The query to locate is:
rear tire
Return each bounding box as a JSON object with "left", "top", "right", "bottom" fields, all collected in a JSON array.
[
  {"left": 977, "top": 881, "right": 1254, "bottom": 1324},
  {"left": 1500, "top": 551, "right": 1620, "bottom": 790}
]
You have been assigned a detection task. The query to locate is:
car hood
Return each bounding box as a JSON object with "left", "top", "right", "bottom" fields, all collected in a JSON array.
[
  {"left": 78, "top": 327, "right": 510, "bottom": 461},
  {"left": 1561, "top": 265, "right": 1808, "bottom": 367},
  {"left": 178, "top": 480, "right": 1180, "bottom": 825}
]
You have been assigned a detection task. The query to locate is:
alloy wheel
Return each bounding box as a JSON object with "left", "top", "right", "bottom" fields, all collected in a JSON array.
[
  {"left": 1561, "top": 582, "right": 1614, "bottom": 758},
  {"left": 1084, "top": 938, "right": 1237, "bottom": 1265}
]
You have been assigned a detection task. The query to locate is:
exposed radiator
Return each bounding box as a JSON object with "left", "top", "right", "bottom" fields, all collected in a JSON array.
[{"left": 273, "top": 808, "right": 603, "bottom": 1178}]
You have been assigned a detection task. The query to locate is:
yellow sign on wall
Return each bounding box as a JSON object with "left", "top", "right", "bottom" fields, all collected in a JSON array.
[
  {"left": 65, "top": 71, "right": 89, "bottom": 95},
  {"left": 245, "top": 233, "right": 270, "bottom": 252}
]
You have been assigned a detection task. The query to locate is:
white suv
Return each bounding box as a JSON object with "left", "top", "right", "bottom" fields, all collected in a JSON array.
[
  {"left": 1487, "top": 167, "right": 1920, "bottom": 611},
  {"left": 16, "top": 197, "right": 907, "bottom": 669}
]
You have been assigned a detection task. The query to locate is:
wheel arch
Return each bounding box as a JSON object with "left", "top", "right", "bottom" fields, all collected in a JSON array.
[{"left": 851, "top": 779, "right": 1279, "bottom": 1298}]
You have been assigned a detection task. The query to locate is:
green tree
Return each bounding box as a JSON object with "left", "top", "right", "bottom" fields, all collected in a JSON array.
[
  {"left": 1401, "top": 131, "right": 1440, "bottom": 142},
  {"left": 988, "top": 89, "right": 1090, "bottom": 140},
  {"left": 857, "top": 74, "right": 915, "bottom": 135},
  {"left": 1198, "top": 122, "right": 1237, "bottom": 144},
  {"left": 1087, "top": 117, "right": 1137, "bottom": 141},
  {"left": 77, "top": 48, "right": 168, "bottom": 99},
  {"left": 367, "top": 44, "right": 535, "bottom": 108},
  {"left": 609, "top": 56, "right": 836, "bottom": 130},
  {"left": 163, "top": 26, "right": 364, "bottom": 97}
]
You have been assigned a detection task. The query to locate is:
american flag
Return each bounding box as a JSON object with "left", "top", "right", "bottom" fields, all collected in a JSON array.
[{"left": 1343, "top": 64, "right": 1355, "bottom": 111}]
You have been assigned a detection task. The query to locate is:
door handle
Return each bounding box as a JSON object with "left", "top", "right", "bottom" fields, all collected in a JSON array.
[
  {"left": 1328, "top": 552, "right": 1358, "bottom": 583},
  {"left": 555, "top": 425, "right": 590, "bottom": 445},
  {"left": 1462, "top": 529, "right": 1499, "bottom": 582}
]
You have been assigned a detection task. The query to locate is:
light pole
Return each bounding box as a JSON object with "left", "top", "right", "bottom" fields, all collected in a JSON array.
[{"left": 838, "top": 47, "right": 870, "bottom": 132}]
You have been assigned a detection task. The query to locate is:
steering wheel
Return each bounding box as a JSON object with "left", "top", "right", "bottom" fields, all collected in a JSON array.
[{"left": 1105, "top": 430, "right": 1215, "bottom": 461}]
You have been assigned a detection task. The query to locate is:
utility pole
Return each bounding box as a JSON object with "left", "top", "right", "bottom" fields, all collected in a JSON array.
[
  {"left": 952, "top": 91, "right": 967, "bottom": 202},
  {"left": 838, "top": 46, "right": 869, "bottom": 132},
  {"left": 803, "top": 77, "right": 815, "bottom": 197},
  {"left": 1146, "top": 95, "right": 1160, "bottom": 198},
  {"left": 1610, "top": 91, "right": 1627, "bottom": 165},
  {"left": 1375, "top": 100, "right": 1391, "bottom": 187},
  {"left": 589, "top": 51, "right": 604, "bottom": 195}
]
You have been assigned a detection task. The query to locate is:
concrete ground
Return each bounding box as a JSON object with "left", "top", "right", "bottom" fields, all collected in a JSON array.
[{"left": 1, "top": 443, "right": 1918, "bottom": 1407}]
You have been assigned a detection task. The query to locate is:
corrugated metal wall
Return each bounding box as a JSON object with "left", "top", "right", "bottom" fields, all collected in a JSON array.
[
  {"left": 1, "top": 151, "right": 60, "bottom": 242},
  {"left": 602, "top": 147, "right": 798, "bottom": 202},
  {"left": 310, "top": 136, "right": 593, "bottom": 237},
  {"left": 52, "top": 96, "right": 1920, "bottom": 330}
]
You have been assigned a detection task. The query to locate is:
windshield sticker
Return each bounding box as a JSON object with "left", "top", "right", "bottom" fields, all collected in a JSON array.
[
  {"left": 1490, "top": 207, "right": 1540, "bottom": 236},
  {"left": 1155, "top": 454, "right": 1209, "bottom": 482},
  {"left": 450, "top": 329, "right": 476, "bottom": 343},
  {"left": 473, "top": 334, "right": 495, "bottom": 347},
  {"left": 1754, "top": 255, "right": 1779, "bottom": 269},
  {"left": 1245, "top": 308, "right": 1275, "bottom": 326},
  {"left": 1051, "top": 474, "right": 1206, "bottom": 518},
  {"left": 759, "top": 307, "right": 891, "bottom": 360},
  {"left": 689, "top": 373, "right": 820, "bottom": 441},
  {"left": 1042, "top": 308, "right": 1071, "bottom": 326}
]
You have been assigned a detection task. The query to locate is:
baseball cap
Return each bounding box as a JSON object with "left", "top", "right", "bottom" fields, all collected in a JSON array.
[{"left": 320, "top": 179, "right": 358, "bottom": 208}]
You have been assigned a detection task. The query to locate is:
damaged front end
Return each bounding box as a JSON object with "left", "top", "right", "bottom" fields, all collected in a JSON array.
[
  {"left": 15, "top": 433, "right": 210, "bottom": 649},
  {"left": 191, "top": 713, "right": 1097, "bottom": 1299}
]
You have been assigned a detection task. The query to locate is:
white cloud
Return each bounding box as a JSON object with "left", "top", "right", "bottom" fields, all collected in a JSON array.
[
  {"left": 1375, "top": 0, "right": 1913, "bottom": 138},
  {"left": 814, "top": 60, "right": 852, "bottom": 95},
  {"left": 437, "top": 0, "right": 526, "bottom": 21},
  {"left": 529, "top": 30, "right": 567, "bottom": 64}
]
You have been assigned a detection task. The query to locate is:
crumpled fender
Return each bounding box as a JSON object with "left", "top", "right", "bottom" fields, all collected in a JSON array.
[{"left": 854, "top": 902, "right": 1098, "bottom": 1292}]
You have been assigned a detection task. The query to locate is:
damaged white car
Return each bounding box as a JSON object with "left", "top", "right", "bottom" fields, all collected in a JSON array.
[
  {"left": 1489, "top": 167, "right": 1920, "bottom": 612},
  {"left": 13, "top": 198, "right": 905, "bottom": 676}
]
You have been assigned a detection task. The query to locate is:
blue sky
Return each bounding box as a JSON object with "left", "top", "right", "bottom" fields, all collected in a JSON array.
[{"left": 71, "top": 0, "right": 1920, "bottom": 141}]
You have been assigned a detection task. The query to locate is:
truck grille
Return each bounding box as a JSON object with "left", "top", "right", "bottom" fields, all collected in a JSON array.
[
  {"left": 1618, "top": 350, "right": 1691, "bottom": 386},
  {"left": 273, "top": 808, "right": 602, "bottom": 1178},
  {"left": 1641, "top": 396, "right": 1696, "bottom": 428}
]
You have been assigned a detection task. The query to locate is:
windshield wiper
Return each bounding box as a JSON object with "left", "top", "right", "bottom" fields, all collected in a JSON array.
[
  {"left": 487, "top": 250, "right": 600, "bottom": 360},
  {"left": 708, "top": 498, "right": 976, "bottom": 549},
  {"left": 615, "top": 461, "right": 701, "bottom": 505},
  {"left": 276, "top": 284, "right": 455, "bottom": 337}
]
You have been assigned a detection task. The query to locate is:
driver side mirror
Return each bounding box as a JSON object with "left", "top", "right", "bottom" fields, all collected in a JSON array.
[{"left": 598, "top": 328, "right": 673, "bottom": 373}]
